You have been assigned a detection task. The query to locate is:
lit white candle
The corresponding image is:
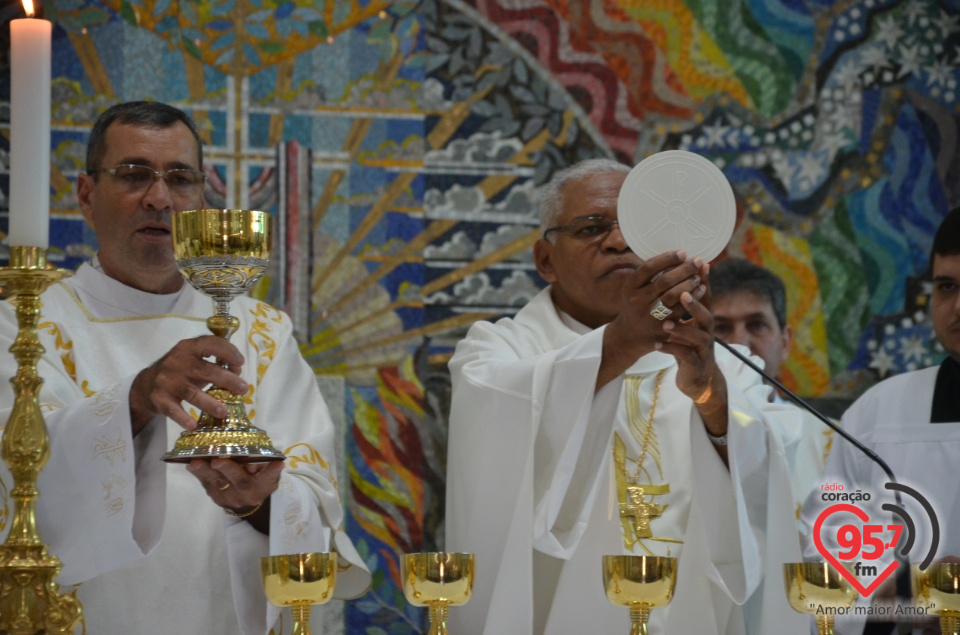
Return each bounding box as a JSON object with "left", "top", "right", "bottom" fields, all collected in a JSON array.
[{"left": 8, "top": 0, "right": 51, "bottom": 248}]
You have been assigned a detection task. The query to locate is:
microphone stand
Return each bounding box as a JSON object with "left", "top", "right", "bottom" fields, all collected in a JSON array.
[{"left": 714, "top": 338, "right": 912, "bottom": 635}]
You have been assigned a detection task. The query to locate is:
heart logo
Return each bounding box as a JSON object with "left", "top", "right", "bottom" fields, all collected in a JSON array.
[{"left": 813, "top": 503, "right": 899, "bottom": 597}]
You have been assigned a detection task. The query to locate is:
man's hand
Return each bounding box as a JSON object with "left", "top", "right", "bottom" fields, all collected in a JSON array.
[
  {"left": 599, "top": 251, "right": 706, "bottom": 388},
  {"left": 188, "top": 458, "right": 284, "bottom": 534},
  {"left": 129, "top": 335, "right": 249, "bottom": 435},
  {"left": 660, "top": 274, "right": 728, "bottom": 431},
  {"left": 659, "top": 264, "right": 729, "bottom": 460}
]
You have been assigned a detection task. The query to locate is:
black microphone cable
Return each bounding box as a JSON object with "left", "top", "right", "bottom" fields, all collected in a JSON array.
[{"left": 714, "top": 338, "right": 913, "bottom": 635}]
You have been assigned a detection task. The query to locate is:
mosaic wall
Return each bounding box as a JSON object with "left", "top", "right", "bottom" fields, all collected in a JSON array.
[{"left": 1, "top": 0, "right": 959, "bottom": 632}]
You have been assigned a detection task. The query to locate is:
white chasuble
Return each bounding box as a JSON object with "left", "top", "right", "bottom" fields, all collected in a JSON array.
[
  {"left": 446, "top": 287, "right": 807, "bottom": 635},
  {"left": 0, "top": 263, "right": 369, "bottom": 635}
]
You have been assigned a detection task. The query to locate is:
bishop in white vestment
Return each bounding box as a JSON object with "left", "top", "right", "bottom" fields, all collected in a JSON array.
[{"left": 447, "top": 288, "right": 806, "bottom": 634}]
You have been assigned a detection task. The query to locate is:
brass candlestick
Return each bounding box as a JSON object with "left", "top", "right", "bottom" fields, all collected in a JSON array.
[
  {"left": 260, "top": 552, "right": 337, "bottom": 635},
  {"left": 602, "top": 555, "right": 677, "bottom": 635},
  {"left": 162, "top": 209, "right": 284, "bottom": 463},
  {"left": 783, "top": 562, "right": 858, "bottom": 635},
  {"left": 914, "top": 563, "right": 960, "bottom": 634},
  {"left": 401, "top": 552, "right": 474, "bottom": 635},
  {"left": 0, "top": 246, "right": 82, "bottom": 634}
]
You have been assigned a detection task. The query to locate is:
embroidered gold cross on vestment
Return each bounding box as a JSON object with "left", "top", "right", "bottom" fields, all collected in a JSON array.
[{"left": 620, "top": 484, "right": 670, "bottom": 539}]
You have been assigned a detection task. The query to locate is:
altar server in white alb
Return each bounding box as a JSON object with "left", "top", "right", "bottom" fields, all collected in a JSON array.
[
  {"left": 800, "top": 207, "right": 960, "bottom": 635},
  {"left": 0, "top": 101, "right": 370, "bottom": 634},
  {"left": 445, "top": 158, "right": 807, "bottom": 635}
]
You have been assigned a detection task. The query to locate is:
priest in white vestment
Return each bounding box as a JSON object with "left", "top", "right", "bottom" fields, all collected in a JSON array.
[
  {"left": 0, "top": 101, "right": 370, "bottom": 634},
  {"left": 445, "top": 159, "right": 808, "bottom": 635}
]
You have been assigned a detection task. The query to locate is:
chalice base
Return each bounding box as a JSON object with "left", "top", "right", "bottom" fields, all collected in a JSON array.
[{"left": 161, "top": 387, "right": 285, "bottom": 463}]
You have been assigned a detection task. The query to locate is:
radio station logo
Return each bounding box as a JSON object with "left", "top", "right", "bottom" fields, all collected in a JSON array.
[{"left": 814, "top": 482, "right": 940, "bottom": 597}]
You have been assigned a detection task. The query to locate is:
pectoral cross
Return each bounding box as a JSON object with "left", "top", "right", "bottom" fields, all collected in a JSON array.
[{"left": 620, "top": 484, "right": 670, "bottom": 539}]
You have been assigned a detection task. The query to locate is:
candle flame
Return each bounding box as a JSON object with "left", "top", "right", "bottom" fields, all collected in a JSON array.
[{"left": 22, "top": 0, "right": 35, "bottom": 17}]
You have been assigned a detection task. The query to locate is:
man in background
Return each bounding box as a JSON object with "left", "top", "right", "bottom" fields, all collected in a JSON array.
[{"left": 711, "top": 258, "right": 834, "bottom": 520}]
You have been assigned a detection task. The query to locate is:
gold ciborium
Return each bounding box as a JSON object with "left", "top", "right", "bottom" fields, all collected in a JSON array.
[
  {"left": 401, "top": 552, "right": 474, "bottom": 635},
  {"left": 261, "top": 552, "right": 337, "bottom": 635},
  {"left": 162, "top": 209, "right": 284, "bottom": 463},
  {"left": 914, "top": 562, "right": 960, "bottom": 634},
  {"left": 783, "top": 562, "right": 858, "bottom": 635},
  {"left": 603, "top": 555, "right": 677, "bottom": 635}
]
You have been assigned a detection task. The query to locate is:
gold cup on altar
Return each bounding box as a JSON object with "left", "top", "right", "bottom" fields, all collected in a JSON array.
[
  {"left": 602, "top": 555, "right": 677, "bottom": 635},
  {"left": 914, "top": 562, "right": 960, "bottom": 634},
  {"left": 783, "top": 562, "right": 858, "bottom": 635},
  {"left": 261, "top": 552, "right": 337, "bottom": 635},
  {"left": 401, "top": 552, "right": 474, "bottom": 635},
  {"left": 161, "top": 209, "right": 285, "bottom": 463}
]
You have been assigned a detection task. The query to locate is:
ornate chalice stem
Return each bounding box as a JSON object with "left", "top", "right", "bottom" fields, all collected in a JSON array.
[
  {"left": 629, "top": 604, "right": 652, "bottom": 635},
  {"left": 815, "top": 614, "right": 835, "bottom": 635},
  {"left": 942, "top": 613, "right": 960, "bottom": 635},
  {"left": 291, "top": 603, "right": 312, "bottom": 635},
  {"left": 0, "top": 246, "right": 82, "bottom": 634},
  {"left": 428, "top": 603, "right": 450, "bottom": 635}
]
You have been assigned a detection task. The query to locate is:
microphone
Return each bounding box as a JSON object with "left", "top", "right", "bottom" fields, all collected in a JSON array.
[
  {"left": 714, "top": 337, "right": 913, "bottom": 634},
  {"left": 713, "top": 337, "right": 898, "bottom": 485}
]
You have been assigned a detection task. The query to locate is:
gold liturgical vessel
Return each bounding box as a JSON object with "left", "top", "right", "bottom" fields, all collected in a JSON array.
[
  {"left": 0, "top": 247, "right": 82, "bottom": 634},
  {"left": 261, "top": 552, "right": 337, "bottom": 635},
  {"left": 914, "top": 562, "right": 960, "bottom": 635},
  {"left": 162, "top": 209, "right": 285, "bottom": 463},
  {"left": 783, "top": 562, "right": 858, "bottom": 635},
  {"left": 402, "top": 552, "right": 474, "bottom": 635},
  {"left": 603, "top": 555, "right": 677, "bottom": 635}
]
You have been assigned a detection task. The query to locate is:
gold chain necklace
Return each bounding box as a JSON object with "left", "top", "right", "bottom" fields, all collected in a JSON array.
[{"left": 614, "top": 369, "right": 666, "bottom": 482}]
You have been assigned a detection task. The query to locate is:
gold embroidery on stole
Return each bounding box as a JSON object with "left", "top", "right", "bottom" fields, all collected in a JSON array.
[{"left": 613, "top": 372, "right": 682, "bottom": 554}]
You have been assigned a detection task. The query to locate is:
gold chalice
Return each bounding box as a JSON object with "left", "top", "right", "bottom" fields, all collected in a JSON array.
[
  {"left": 260, "top": 552, "right": 337, "bottom": 635},
  {"left": 602, "top": 555, "right": 677, "bottom": 635},
  {"left": 783, "top": 562, "right": 858, "bottom": 635},
  {"left": 162, "top": 209, "right": 284, "bottom": 463},
  {"left": 914, "top": 563, "right": 960, "bottom": 634},
  {"left": 401, "top": 552, "right": 474, "bottom": 635}
]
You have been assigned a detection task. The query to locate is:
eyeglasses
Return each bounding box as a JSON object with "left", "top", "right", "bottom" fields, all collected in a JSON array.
[
  {"left": 93, "top": 164, "right": 207, "bottom": 197},
  {"left": 543, "top": 215, "right": 620, "bottom": 242}
]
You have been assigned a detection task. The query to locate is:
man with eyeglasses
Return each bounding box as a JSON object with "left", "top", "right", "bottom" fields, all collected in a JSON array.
[
  {"left": 445, "top": 158, "right": 805, "bottom": 634},
  {"left": 0, "top": 101, "right": 369, "bottom": 633}
]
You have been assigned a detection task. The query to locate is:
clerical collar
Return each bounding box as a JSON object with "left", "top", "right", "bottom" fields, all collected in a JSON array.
[
  {"left": 931, "top": 356, "right": 960, "bottom": 423},
  {"left": 70, "top": 257, "right": 185, "bottom": 318}
]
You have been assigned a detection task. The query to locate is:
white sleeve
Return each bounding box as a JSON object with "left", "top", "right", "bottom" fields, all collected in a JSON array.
[
  {"left": 708, "top": 346, "right": 808, "bottom": 634},
  {"left": 449, "top": 321, "right": 619, "bottom": 558},
  {"left": 219, "top": 310, "right": 370, "bottom": 635}
]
